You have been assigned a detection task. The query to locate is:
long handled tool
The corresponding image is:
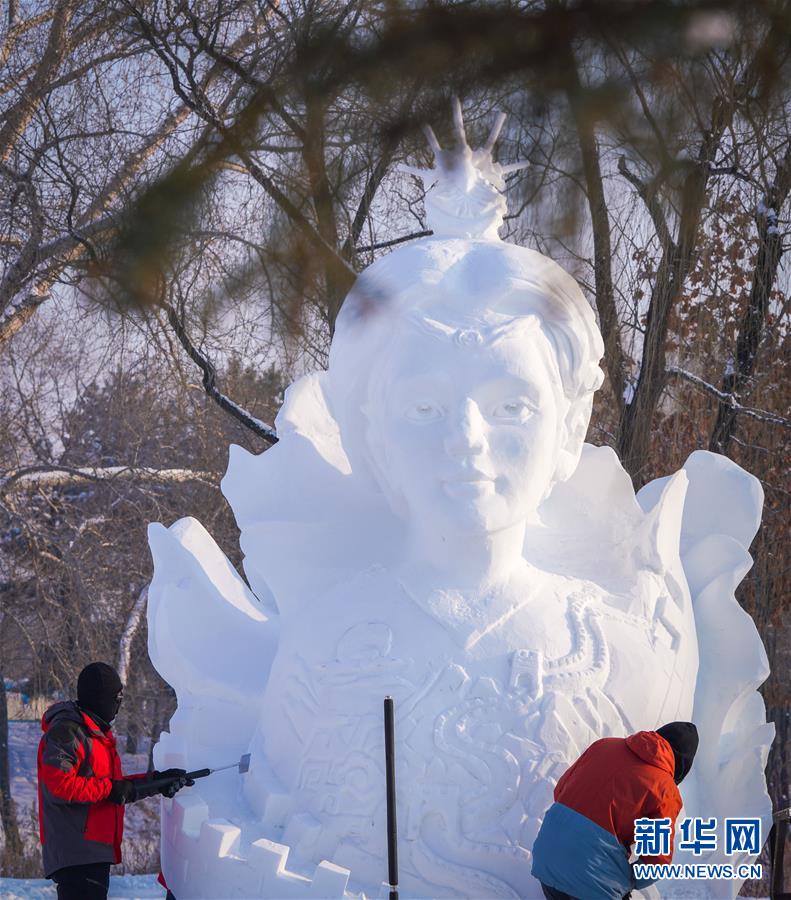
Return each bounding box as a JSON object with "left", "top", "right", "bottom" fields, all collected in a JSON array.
[
  {"left": 144, "top": 753, "right": 251, "bottom": 795},
  {"left": 384, "top": 696, "right": 399, "bottom": 900},
  {"left": 185, "top": 753, "right": 251, "bottom": 782}
]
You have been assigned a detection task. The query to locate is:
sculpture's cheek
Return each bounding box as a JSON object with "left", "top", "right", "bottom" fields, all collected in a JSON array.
[{"left": 486, "top": 427, "right": 559, "bottom": 516}]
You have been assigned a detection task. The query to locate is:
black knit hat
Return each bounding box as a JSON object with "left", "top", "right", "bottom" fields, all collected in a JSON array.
[
  {"left": 77, "top": 662, "right": 123, "bottom": 727},
  {"left": 657, "top": 721, "right": 699, "bottom": 784}
]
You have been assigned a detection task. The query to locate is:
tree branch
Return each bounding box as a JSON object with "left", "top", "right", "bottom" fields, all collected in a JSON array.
[
  {"left": 126, "top": 3, "right": 356, "bottom": 297},
  {"left": 0, "top": 0, "right": 79, "bottom": 165},
  {"left": 617, "top": 156, "right": 673, "bottom": 253},
  {"left": 668, "top": 367, "right": 791, "bottom": 430},
  {"left": 0, "top": 266, "right": 65, "bottom": 345},
  {"left": 0, "top": 25, "right": 243, "bottom": 344},
  {"left": 182, "top": 12, "right": 306, "bottom": 141},
  {"left": 161, "top": 301, "right": 278, "bottom": 444},
  {"left": 0, "top": 464, "right": 219, "bottom": 495},
  {"left": 356, "top": 230, "right": 433, "bottom": 253}
]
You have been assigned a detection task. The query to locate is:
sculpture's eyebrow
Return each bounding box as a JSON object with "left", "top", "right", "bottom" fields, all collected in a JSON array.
[{"left": 478, "top": 375, "right": 542, "bottom": 407}]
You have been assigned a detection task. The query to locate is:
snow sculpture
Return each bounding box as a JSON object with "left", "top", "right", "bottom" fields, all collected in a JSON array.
[{"left": 147, "top": 102, "right": 773, "bottom": 899}]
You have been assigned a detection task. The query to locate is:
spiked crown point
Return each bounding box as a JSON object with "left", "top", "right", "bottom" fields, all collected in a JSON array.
[{"left": 401, "top": 98, "right": 528, "bottom": 240}]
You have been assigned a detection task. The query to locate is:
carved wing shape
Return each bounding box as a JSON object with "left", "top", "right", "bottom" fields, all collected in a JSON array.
[
  {"left": 221, "top": 372, "right": 401, "bottom": 615},
  {"left": 637, "top": 450, "right": 774, "bottom": 898},
  {"left": 147, "top": 516, "right": 277, "bottom": 770}
]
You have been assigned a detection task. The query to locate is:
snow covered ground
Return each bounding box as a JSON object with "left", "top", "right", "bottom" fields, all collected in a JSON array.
[
  {"left": 7, "top": 719, "right": 161, "bottom": 877},
  {"left": 0, "top": 873, "right": 163, "bottom": 898}
]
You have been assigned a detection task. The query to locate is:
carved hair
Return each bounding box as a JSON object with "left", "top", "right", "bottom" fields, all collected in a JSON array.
[{"left": 328, "top": 237, "right": 605, "bottom": 487}]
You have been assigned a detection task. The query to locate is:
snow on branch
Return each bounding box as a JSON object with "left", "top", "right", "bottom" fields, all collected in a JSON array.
[
  {"left": 0, "top": 464, "right": 219, "bottom": 494},
  {"left": 667, "top": 367, "right": 791, "bottom": 430},
  {"left": 162, "top": 301, "right": 278, "bottom": 445}
]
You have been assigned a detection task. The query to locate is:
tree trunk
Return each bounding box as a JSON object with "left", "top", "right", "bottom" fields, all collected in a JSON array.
[
  {"left": 117, "top": 587, "right": 148, "bottom": 687},
  {"left": 565, "top": 52, "right": 627, "bottom": 412},
  {"left": 0, "top": 0, "right": 78, "bottom": 165},
  {"left": 709, "top": 143, "right": 791, "bottom": 454},
  {"left": 617, "top": 99, "right": 731, "bottom": 483},
  {"left": 302, "top": 98, "right": 347, "bottom": 336},
  {"left": 0, "top": 667, "right": 22, "bottom": 863}
]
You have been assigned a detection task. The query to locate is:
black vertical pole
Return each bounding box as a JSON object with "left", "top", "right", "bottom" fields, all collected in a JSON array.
[{"left": 384, "top": 696, "right": 398, "bottom": 900}]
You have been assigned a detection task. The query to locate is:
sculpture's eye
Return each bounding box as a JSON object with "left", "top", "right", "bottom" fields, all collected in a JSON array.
[
  {"left": 406, "top": 401, "right": 443, "bottom": 422},
  {"left": 493, "top": 399, "right": 532, "bottom": 420}
]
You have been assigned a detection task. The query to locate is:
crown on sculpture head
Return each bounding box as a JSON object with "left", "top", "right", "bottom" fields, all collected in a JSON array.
[{"left": 402, "top": 98, "right": 528, "bottom": 241}]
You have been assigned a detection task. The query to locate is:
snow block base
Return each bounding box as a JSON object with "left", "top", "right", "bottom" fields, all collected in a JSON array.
[{"left": 160, "top": 794, "right": 352, "bottom": 899}]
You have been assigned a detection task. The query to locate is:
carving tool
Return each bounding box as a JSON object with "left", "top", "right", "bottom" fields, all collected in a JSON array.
[
  {"left": 185, "top": 753, "right": 251, "bottom": 781},
  {"left": 144, "top": 754, "right": 251, "bottom": 795}
]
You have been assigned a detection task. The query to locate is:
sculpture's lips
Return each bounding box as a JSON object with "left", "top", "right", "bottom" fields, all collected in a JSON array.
[{"left": 441, "top": 473, "right": 494, "bottom": 497}]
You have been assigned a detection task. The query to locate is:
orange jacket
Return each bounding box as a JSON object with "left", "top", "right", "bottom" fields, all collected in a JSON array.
[{"left": 554, "top": 731, "right": 683, "bottom": 864}]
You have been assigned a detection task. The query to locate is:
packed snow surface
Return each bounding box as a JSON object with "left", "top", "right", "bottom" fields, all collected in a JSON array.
[{"left": 0, "top": 874, "right": 162, "bottom": 899}]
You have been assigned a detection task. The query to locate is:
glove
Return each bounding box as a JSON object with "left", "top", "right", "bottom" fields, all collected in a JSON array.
[
  {"left": 160, "top": 776, "right": 190, "bottom": 798},
  {"left": 152, "top": 768, "right": 195, "bottom": 798},
  {"left": 107, "top": 780, "right": 137, "bottom": 805},
  {"left": 128, "top": 772, "right": 196, "bottom": 801}
]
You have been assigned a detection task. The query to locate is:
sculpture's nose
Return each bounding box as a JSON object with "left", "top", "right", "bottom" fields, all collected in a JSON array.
[{"left": 444, "top": 399, "right": 486, "bottom": 457}]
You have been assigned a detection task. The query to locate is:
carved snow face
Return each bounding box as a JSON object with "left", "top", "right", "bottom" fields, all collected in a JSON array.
[{"left": 364, "top": 316, "right": 569, "bottom": 537}]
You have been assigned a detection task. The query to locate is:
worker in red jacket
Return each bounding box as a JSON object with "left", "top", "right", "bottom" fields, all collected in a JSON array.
[
  {"left": 37, "top": 662, "right": 192, "bottom": 900},
  {"left": 531, "top": 721, "right": 699, "bottom": 900}
]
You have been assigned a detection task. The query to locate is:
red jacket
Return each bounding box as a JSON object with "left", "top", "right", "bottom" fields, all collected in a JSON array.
[
  {"left": 554, "top": 731, "right": 683, "bottom": 864},
  {"left": 37, "top": 700, "right": 144, "bottom": 877}
]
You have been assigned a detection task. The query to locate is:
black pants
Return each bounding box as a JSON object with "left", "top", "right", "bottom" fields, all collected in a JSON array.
[
  {"left": 51, "top": 861, "right": 110, "bottom": 900},
  {"left": 541, "top": 885, "right": 577, "bottom": 900}
]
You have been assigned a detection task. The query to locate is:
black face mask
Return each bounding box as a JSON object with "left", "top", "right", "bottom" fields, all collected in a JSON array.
[
  {"left": 77, "top": 662, "right": 123, "bottom": 728},
  {"left": 657, "top": 721, "right": 699, "bottom": 784},
  {"left": 85, "top": 690, "right": 123, "bottom": 727}
]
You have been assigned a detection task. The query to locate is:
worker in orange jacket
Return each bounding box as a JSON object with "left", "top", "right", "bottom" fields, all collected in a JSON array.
[{"left": 531, "top": 722, "right": 699, "bottom": 900}]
